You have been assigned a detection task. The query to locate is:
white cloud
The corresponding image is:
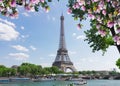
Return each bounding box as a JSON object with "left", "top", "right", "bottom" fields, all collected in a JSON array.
[
  {"left": 0, "top": 18, "right": 16, "bottom": 28},
  {"left": 76, "top": 35, "right": 86, "bottom": 40},
  {"left": 22, "top": 12, "right": 30, "bottom": 17},
  {"left": 11, "top": 45, "right": 29, "bottom": 52},
  {"left": 72, "top": 33, "right": 77, "bottom": 36},
  {"left": 21, "top": 26, "right": 24, "bottom": 30},
  {"left": 47, "top": 15, "right": 56, "bottom": 21},
  {"left": 30, "top": 45, "right": 36, "bottom": 51},
  {"left": 0, "top": 19, "right": 19, "bottom": 41},
  {"left": 48, "top": 54, "right": 56, "bottom": 57},
  {"left": 9, "top": 53, "right": 29, "bottom": 61},
  {"left": 21, "top": 35, "right": 29, "bottom": 38}
]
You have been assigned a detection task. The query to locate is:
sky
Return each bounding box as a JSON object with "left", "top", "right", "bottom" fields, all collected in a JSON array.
[{"left": 0, "top": 0, "right": 119, "bottom": 72}]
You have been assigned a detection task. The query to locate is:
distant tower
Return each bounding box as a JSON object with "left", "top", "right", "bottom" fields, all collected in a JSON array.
[{"left": 52, "top": 15, "right": 76, "bottom": 72}]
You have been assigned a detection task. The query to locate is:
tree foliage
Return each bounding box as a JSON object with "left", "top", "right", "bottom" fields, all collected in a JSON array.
[
  {"left": 116, "top": 58, "right": 120, "bottom": 69},
  {"left": 85, "top": 20, "right": 114, "bottom": 54},
  {"left": 67, "top": 0, "right": 120, "bottom": 53},
  {"left": 0, "top": 0, "right": 50, "bottom": 18},
  {"left": 0, "top": 63, "right": 64, "bottom": 77},
  {"left": 0, "top": 65, "right": 16, "bottom": 77}
]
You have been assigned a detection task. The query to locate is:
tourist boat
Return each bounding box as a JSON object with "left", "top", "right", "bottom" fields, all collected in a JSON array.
[
  {"left": 9, "top": 78, "right": 31, "bottom": 82},
  {"left": 32, "top": 77, "right": 54, "bottom": 82},
  {"left": 72, "top": 80, "right": 87, "bottom": 85},
  {"left": 0, "top": 79, "right": 10, "bottom": 84},
  {"left": 0, "top": 78, "right": 31, "bottom": 84}
]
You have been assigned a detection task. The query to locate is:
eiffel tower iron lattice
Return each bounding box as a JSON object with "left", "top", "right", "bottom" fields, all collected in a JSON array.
[{"left": 52, "top": 15, "right": 77, "bottom": 72}]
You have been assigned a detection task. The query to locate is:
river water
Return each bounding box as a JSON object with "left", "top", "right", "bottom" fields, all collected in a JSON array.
[{"left": 0, "top": 80, "right": 120, "bottom": 86}]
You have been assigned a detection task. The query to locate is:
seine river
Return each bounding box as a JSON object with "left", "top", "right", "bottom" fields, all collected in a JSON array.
[{"left": 0, "top": 80, "right": 120, "bottom": 86}]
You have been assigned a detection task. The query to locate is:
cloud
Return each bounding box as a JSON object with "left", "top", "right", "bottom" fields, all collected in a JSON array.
[
  {"left": 30, "top": 45, "right": 36, "bottom": 51},
  {"left": 47, "top": 15, "right": 56, "bottom": 21},
  {"left": 11, "top": 45, "right": 29, "bottom": 52},
  {"left": 21, "top": 26, "right": 24, "bottom": 30},
  {"left": 76, "top": 35, "right": 86, "bottom": 40},
  {"left": 0, "top": 19, "right": 19, "bottom": 41},
  {"left": 72, "top": 33, "right": 77, "bottom": 36},
  {"left": 22, "top": 12, "right": 30, "bottom": 17},
  {"left": 48, "top": 54, "right": 56, "bottom": 57},
  {"left": 9, "top": 53, "right": 29, "bottom": 61},
  {"left": 21, "top": 35, "right": 29, "bottom": 38},
  {"left": 0, "top": 18, "right": 16, "bottom": 28}
]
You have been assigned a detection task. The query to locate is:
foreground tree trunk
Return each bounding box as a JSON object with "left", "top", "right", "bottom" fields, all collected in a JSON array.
[{"left": 110, "top": 27, "right": 120, "bottom": 53}]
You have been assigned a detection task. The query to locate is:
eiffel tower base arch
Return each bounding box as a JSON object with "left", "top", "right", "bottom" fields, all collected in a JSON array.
[{"left": 52, "top": 61, "right": 77, "bottom": 72}]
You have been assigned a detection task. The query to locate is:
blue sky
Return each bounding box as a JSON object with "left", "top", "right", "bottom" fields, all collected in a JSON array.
[{"left": 0, "top": 0, "right": 119, "bottom": 71}]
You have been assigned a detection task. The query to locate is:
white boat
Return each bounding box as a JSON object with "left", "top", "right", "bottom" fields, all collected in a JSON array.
[{"left": 70, "top": 79, "right": 87, "bottom": 86}]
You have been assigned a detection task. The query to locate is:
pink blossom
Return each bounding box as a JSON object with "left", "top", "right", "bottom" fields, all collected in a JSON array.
[
  {"left": 87, "top": 9, "right": 92, "bottom": 13},
  {"left": 81, "top": 5, "right": 86, "bottom": 11},
  {"left": 25, "top": 4, "right": 33, "bottom": 11},
  {"left": 73, "top": 3, "right": 80, "bottom": 9},
  {"left": 117, "top": 27, "right": 120, "bottom": 33},
  {"left": 106, "top": 0, "right": 110, "bottom": 2},
  {"left": 98, "top": 1, "right": 104, "bottom": 10},
  {"left": 114, "top": 35, "right": 119, "bottom": 42},
  {"left": 77, "top": 23, "right": 81, "bottom": 29},
  {"left": 107, "top": 21, "right": 114, "bottom": 28},
  {"left": 0, "top": 6, "right": 4, "bottom": 11},
  {"left": 102, "top": 9, "right": 106, "bottom": 15},
  {"left": 30, "top": 0, "right": 39, "bottom": 4},
  {"left": 96, "top": 7, "right": 101, "bottom": 13},
  {"left": 67, "top": 8, "right": 72, "bottom": 14},
  {"left": 77, "top": 0, "right": 85, "bottom": 6},
  {"left": 0, "top": 0, "right": 3, "bottom": 3},
  {"left": 98, "top": 29, "right": 106, "bottom": 37},
  {"left": 40, "top": 0, "right": 45, "bottom": 3},
  {"left": 76, "top": 3, "right": 80, "bottom": 9},
  {"left": 113, "top": 35, "right": 120, "bottom": 45},
  {"left": 92, "top": 0, "right": 99, "bottom": 2},
  {"left": 117, "top": 40, "right": 120, "bottom": 45},
  {"left": 88, "top": 14, "right": 95, "bottom": 20},
  {"left": 9, "top": 0, "right": 16, "bottom": 7},
  {"left": 96, "top": 24, "right": 101, "bottom": 29}
]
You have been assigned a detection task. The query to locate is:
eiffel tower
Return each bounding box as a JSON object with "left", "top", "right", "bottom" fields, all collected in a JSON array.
[{"left": 52, "top": 14, "right": 76, "bottom": 72}]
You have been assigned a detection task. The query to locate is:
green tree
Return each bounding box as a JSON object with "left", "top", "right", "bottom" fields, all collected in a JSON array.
[
  {"left": 51, "top": 66, "right": 63, "bottom": 74},
  {"left": 17, "top": 63, "right": 43, "bottom": 77},
  {"left": 0, "top": 65, "right": 16, "bottom": 77}
]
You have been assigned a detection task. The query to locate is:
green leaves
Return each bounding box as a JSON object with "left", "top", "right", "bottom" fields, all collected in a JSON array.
[
  {"left": 84, "top": 21, "right": 114, "bottom": 55},
  {"left": 116, "top": 58, "right": 120, "bottom": 69}
]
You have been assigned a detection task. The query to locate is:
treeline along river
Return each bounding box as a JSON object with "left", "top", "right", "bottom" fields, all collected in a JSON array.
[{"left": 0, "top": 80, "right": 120, "bottom": 86}]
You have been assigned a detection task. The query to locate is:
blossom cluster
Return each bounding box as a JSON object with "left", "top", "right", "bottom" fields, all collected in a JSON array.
[
  {"left": 0, "top": 0, "right": 50, "bottom": 18},
  {"left": 68, "top": 0, "right": 120, "bottom": 45}
]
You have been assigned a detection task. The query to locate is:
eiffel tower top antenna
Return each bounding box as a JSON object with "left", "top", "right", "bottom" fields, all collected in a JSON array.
[{"left": 59, "top": 13, "right": 66, "bottom": 50}]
